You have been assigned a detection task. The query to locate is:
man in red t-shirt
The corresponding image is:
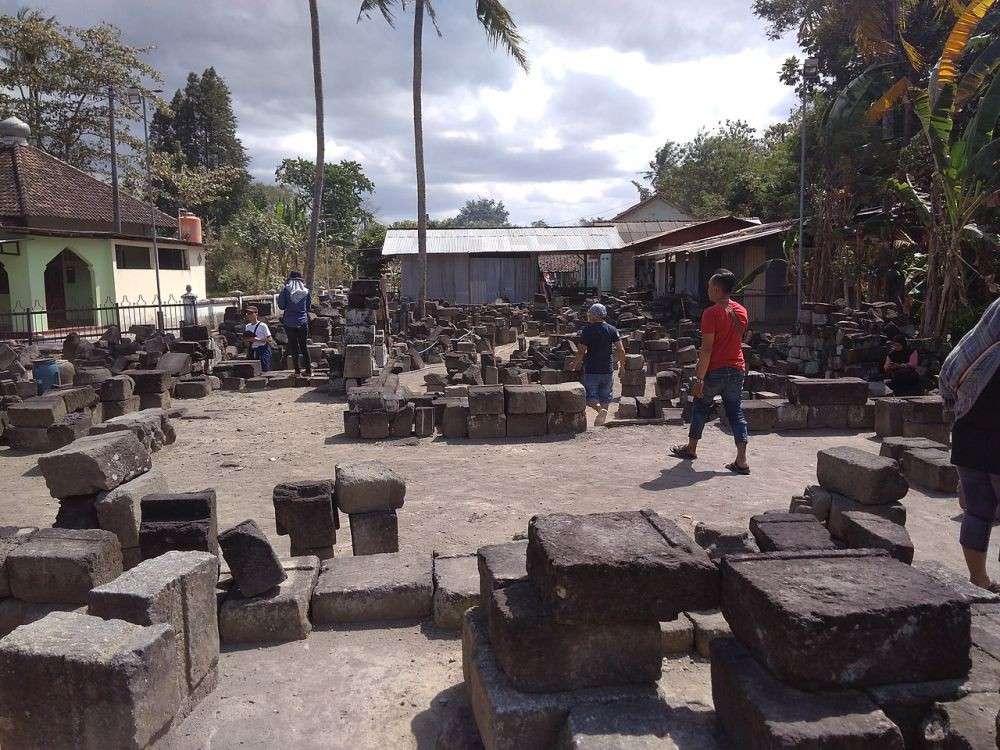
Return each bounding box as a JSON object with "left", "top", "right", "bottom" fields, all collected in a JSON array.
[{"left": 670, "top": 269, "right": 751, "bottom": 473}]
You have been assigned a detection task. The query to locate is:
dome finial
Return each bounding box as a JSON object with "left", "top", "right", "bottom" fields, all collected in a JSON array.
[{"left": 0, "top": 117, "right": 30, "bottom": 146}]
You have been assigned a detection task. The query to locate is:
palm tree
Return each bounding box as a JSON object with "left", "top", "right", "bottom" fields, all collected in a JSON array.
[
  {"left": 305, "top": 0, "right": 325, "bottom": 290},
  {"left": 359, "top": 0, "right": 528, "bottom": 318}
]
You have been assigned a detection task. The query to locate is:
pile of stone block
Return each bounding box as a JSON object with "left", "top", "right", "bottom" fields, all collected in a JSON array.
[
  {"left": 875, "top": 393, "right": 952, "bottom": 444},
  {"left": 344, "top": 278, "right": 385, "bottom": 375},
  {"left": 880, "top": 436, "right": 958, "bottom": 494},
  {"left": 273, "top": 479, "right": 339, "bottom": 559},
  {"left": 139, "top": 489, "right": 219, "bottom": 562},
  {"left": 122, "top": 369, "right": 174, "bottom": 411},
  {"left": 713, "top": 547, "right": 1000, "bottom": 747},
  {"left": 463, "top": 509, "right": 721, "bottom": 749},
  {"left": 219, "top": 555, "right": 320, "bottom": 644},
  {"left": 336, "top": 460, "right": 404, "bottom": 555},
  {"left": 37, "top": 431, "right": 157, "bottom": 567},
  {"left": 619, "top": 353, "right": 647, "bottom": 397},
  {"left": 342, "top": 371, "right": 426, "bottom": 440},
  {"left": 441, "top": 383, "right": 588, "bottom": 440},
  {"left": 5, "top": 384, "right": 99, "bottom": 451},
  {"left": 213, "top": 358, "right": 262, "bottom": 391}
]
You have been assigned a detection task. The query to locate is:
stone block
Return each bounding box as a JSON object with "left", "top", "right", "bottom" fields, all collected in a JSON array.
[
  {"left": 442, "top": 401, "right": 470, "bottom": 438},
  {"left": 158, "top": 352, "right": 192, "bottom": 377},
  {"left": 557, "top": 699, "right": 721, "bottom": 750},
  {"left": 274, "top": 482, "right": 337, "bottom": 547},
  {"left": 615, "top": 398, "right": 638, "bottom": 419},
  {"left": 817, "top": 445, "right": 909, "bottom": 505},
  {"left": 38, "top": 432, "right": 151, "bottom": 498},
  {"left": 684, "top": 609, "right": 732, "bottom": 658},
  {"left": 139, "top": 392, "right": 172, "bottom": 410},
  {"left": 414, "top": 407, "right": 434, "bottom": 437},
  {"left": 173, "top": 380, "right": 211, "bottom": 399},
  {"left": 468, "top": 385, "right": 506, "bottom": 415},
  {"left": 139, "top": 490, "right": 218, "bottom": 559},
  {"left": 547, "top": 411, "right": 587, "bottom": 435},
  {"left": 433, "top": 553, "right": 480, "bottom": 630},
  {"left": 468, "top": 413, "right": 507, "bottom": 439},
  {"left": 544, "top": 383, "right": 586, "bottom": 414},
  {"left": 505, "top": 384, "right": 546, "bottom": 414},
  {"left": 389, "top": 403, "right": 414, "bottom": 437},
  {"left": 879, "top": 436, "right": 948, "bottom": 461},
  {"left": 807, "top": 404, "right": 849, "bottom": 428},
  {"left": 219, "top": 557, "right": 319, "bottom": 644},
  {"left": 902, "top": 419, "right": 951, "bottom": 444},
  {"left": 88, "top": 550, "right": 219, "bottom": 695},
  {"left": 53, "top": 495, "right": 100, "bottom": 530},
  {"left": 847, "top": 401, "right": 876, "bottom": 430},
  {"left": 527, "top": 510, "right": 719, "bottom": 624},
  {"left": 659, "top": 617, "right": 695, "bottom": 656},
  {"left": 0, "top": 600, "right": 86, "bottom": 638},
  {"left": 787, "top": 376, "right": 869, "bottom": 406},
  {"left": 6, "top": 425, "right": 52, "bottom": 451},
  {"left": 902, "top": 448, "right": 959, "bottom": 493},
  {"left": 47, "top": 411, "right": 98, "bottom": 448},
  {"left": 749, "top": 511, "right": 838, "bottom": 552},
  {"left": 840, "top": 511, "right": 914, "bottom": 563},
  {"left": 122, "top": 369, "right": 173, "bottom": 395},
  {"left": 0, "top": 527, "right": 37, "bottom": 597},
  {"left": 7, "top": 396, "right": 66, "bottom": 427},
  {"left": 336, "top": 460, "right": 405, "bottom": 513},
  {"left": 506, "top": 413, "right": 548, "bottom": 438},
  {"left": 740, "top": 400, "right": 779, "bottom": 433},
  {"left": 98, "top": 375, "right": 136, "bottom": 402},
  {"left": 349, "top": 509, "right": 399, "bottom": 555},
  {"left": 904, "top": 394, "right": 946, "bottom": 424},
  {"left": 218, "top": 519, "right": 287, "bottom": 597},
  {"left": 721, "top": 549, "right": 971, "bottom": 689},
  {"left": 694, "top": 521, "right": 759, "bottom": 561},
  {"left": 312, "top": 552, "right": 431, "bottom": 623},
  {"left": 89, "top": 410, "right": 170, "bottom": 452},
  {"left": 711, "top": 637, "right": 904, "bottom": 749},
  {"left": 101, "top": 395, "right": 141, "bottom": 419},
  {"left": 463, "top": 606, "right": 658, "bottom": 750},
  {"left": 828, "top": 494, "right": 906, "bottom": 539},
  {"left": 344, "top": 344, "right": 374, "bottom": 379},
  {"left": 0, "top": 611, "right": 181, "bottom": 750},
  {"left": 488, "top": 580, "right": 662, "bottom": 693},
  {"left": 359, "top": 411, "right": 389, "bottom": 439},
  {"left": 776, "top": 402, "right": 809, "bottom": 430},
  {"left": 7, "top": 528, "right": 122, "bottom": 604},
  {"left": 875, "top": 397, "right": 909, "bottom": 437},
  {"left": 478, "top": 540, "right": 528, "bottom": 604}
]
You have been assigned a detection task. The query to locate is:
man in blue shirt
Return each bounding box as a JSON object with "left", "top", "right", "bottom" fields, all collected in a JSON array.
[{"left": 569, "top": 303, "right": 626, "bottom": 426}]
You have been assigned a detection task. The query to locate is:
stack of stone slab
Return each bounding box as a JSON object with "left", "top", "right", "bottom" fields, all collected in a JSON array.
[
  {"left": 712, "top": 547, "right": 988, "bottom": 747},
  {"left": 0, "top": 527, "right": 123, "bottom": 637},
  {"left": 619, "top": 353, "right": 647, "bottom": 397},
  {"left": 344, "top": 278, "right": 384, "bottom": 378},
  {"left": 97, "top": 373, "right": 138, "bottom": 417},
  {"left": 123, "top": 369, "right": 174, "bottom": 411},
  {"left": 6, "top": 385, "right": 99, "bottom": 451},
  {"left": 880, "top": 436, "right": 958, "bottom": 493},
  {"left": 219, "top": 555, "right": 321, "bottom": 644},
  {"left": 875, "top": 393, "right": 952, "bottom": 444},
  {"left": 272, "top": 479, "right": 339, "bottom": 559},
  {"left": 788, "top": 445, "right": 913, "bottom": 558},
  {"left": 463, "top": 509, "right": 720, "bottom": 749},
  {"left": 463, "top": 382, "right": 586, "bottom": 438},
  {"left": 213, "top": 359, "right": 262, "bottom": 391},
  {"left": 342, "top": 372, "right": 420, "bottom": 440},
  {"left": 783, "top": 376, "right": 875, "bottom": 430},
  {"left": 139, "top": 489, "right": 219, "bottom": 562},
  {"left": 88, "top": 408, "right": 176, "bottom": 454},
  {"left": 336, "top": 460, "right": 404, "bottom": 556},
  {"left": 37, "top": 431, "right": 154, "bottom": 567}
]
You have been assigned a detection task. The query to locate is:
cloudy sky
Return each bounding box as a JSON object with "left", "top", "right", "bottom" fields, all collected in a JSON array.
[{"left": 12, "top": 0, "right": 799, "bottom": 225}]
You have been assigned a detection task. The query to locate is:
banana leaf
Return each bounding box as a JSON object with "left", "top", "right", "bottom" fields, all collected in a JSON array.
[
  {"left": 937, "top": 0, "right": 998, "bottom": 88},
  {"left": 912, "top": 88, "right": 952, "bottom": 174},
  {"left": 734, "top": 258, "right": 787, "bottom": 295},
  {"left": 962, "top": 223, "right": 1000, "bottom": 245},
  {"left": 957, "top": 34, "right": 1000, "bottom": 103},
  {"left": 963, "top": 70, "right": 1000, "bottom": 160},
  {"left": 968, "top": 137, "right": 1000, "bottom": 180},
  {"left": 826, "top": 63, "right": 891, "bottom": 134},
  {"left": 888, "top": 177, "right": 933, "bottom": 224},
  {"left": 867, "top": 77, "right": 911, "bottom": 123}
]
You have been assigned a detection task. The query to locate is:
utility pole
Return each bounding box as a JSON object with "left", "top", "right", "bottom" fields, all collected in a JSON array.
[
  {"left": 108, "top": 86, "right": 122, "bottom": 234},
  {"left": 128, "top": 87, "right": 164, "bottom": 332}
]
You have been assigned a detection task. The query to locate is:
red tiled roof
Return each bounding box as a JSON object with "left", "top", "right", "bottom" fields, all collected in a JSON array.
[{"left": 0, "top": 144, "right": 176, "bottom": 231}]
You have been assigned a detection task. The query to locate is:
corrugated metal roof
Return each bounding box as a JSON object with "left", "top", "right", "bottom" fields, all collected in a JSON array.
[
  {"left": 636, "top": 220, "right": 795, "bottom": 260},
  {"left": 382, "top": 226, "right": 626, "bottom": 256}
]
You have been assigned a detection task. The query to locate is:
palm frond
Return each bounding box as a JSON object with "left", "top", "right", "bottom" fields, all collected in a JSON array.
[
  {"left": 900, "top": 38, "right": 924, "bottom": 70},
  {"left": 476, "top": 0, "right": 529, "bottom": 71},
  {"left": 358, "top": 0, "right": 403, "bottom": 26},
  {"left": 425, "top": 0, "right": 442, "bottom": 37}
]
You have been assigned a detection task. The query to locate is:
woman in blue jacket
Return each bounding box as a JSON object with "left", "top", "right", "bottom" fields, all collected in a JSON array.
[{"left": 277, "top": 271, "right": 312, "bottom": 377}]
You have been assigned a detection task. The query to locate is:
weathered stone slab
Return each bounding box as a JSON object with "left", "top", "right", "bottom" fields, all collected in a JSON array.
[
  {"left": 272, "top": 479, "right": 336, "bottom": 536},
  {"left": 913, "top": 560, "right": 1000, "bottom": 605},
  {"left": 684, "top": 609, "right": 732, "bottom": 658},
  {"left": 0, "top": 526, "right": 37, "bottom": 597},
  {"left": 349, "top": 509, "right": 399, "bottom": 555},
  {"left": 840, "top": 511, "right": 914, "bottom": 563},
  {"left": 101, "top": 395, "right": 140, "bottom": 419},
  {"left": 89, "top": 410, "right": 169, "bottom": 452},
  {"left": 88, "top": 550, "right": 219, "bottom": 694},
  {"left": 47, "top": 412, "right": 97, "bottom": 448},
  {"left": 776, "top": 402, "right": 809, "bottom": 430},
  {"left": 660, "top": 617, "right": 695, "bottom": 656},
  {"left": 711, "top": 637, "right": 904, "bottom": 749},
  {"left": 468, "top": 385, "right": 506, "bottom": 415},
  {"left": 787, "top": 377, "right": 869, "bottom": 406},
  {"left": 741, "top": 400, "right": 779, "bottom": 433},
  {"left": 875, "top": 397, "right": 909, "bottom": 437},
  {"left": 7, "top": 396, "right": 67, "bottom": 427},
  {"left": 468, "top": 413, "right": 508, "bottom": 439},
  {"left": 122, "top": 369, "right": 173, "bottom": 394},
  {"left": 543, "top": 383, "right": 586, "bottom": 414},
  {"left": 0, "top": 611, "right": 180, "bottom": 750},
  {"left": 694, "top": 521, "right": 759, "bottom": 561},
  {"left": 919, "top": 692, "right": 998, "bottom": 749},
  {"left": 505, "top": 384, "right": 546, "bottom": 414},
  {"left": 721, "top": 549, "right": 971, "bottom": 689},
  {"left": 7, "top": 528, "right": 122, "bottom": 604},
  {"left": 817, "top": 445, "right": 909, "bottom": 505},
  {"left": 433, "top": 553, "right": 480, "bottom": 630},
  {"left": 489, "top": 580, "right": 661, "bottom": 693},
  {"left": 527, "top": 510, "right": 719, "bottom": 624},
  {"left": 902, "top": 448, "right": 959, "bottom": 493},
  {"left": 828, "top": 494, "right": 906, "bottom": 539},
  {"left": 463, "top": 606, "right": 659, "bottom": 750},
  {"left": 879, "top": 436, "right": 947, "bottom": 462},
  {"left": 312, "top": 552, "right": 431, "bottom": 623},
  {"left": 157, "top": 352, "right": 192, "bottom": 377},
  {"left": 6, "top": 425, "right": 53, "bottom": 451},
  {"left": 442, "top": 400, "right": 471, "bottom": 438},
  {"left": 139, "top": 489, "right": 219, "bottom": 559},
  {"left": 94, "top": 468, "right": 168, "bottom": 550},
  {"left": 478, "top": 540, "right": 528, "bottom": 604},
  {"left": 219, "top": 557, "right": 319, "bottom": 644},
  {"left": 547, "top": 411, "right": 587, "bottom": 435},
  {"left": 506, "top": 413, "right": 548, "bottom": 437},
  {"left": 218, "top": 519, "right": 287, "bottom": 597},
  {"left": 557, "top": 699, "right": 723, "bottom": 750},
  {"left": 749, "top": 512, "right": 838, "bottom": 552},
  {"left": 0, "top": 600, "right": 86, "bottom": 638},
  {"left": 38, "top": 432, "right": 152, "bottom": 498}
]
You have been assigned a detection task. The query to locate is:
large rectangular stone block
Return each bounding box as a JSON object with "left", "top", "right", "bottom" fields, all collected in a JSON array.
[
  {"left": 7, "top": 528, "right": 123, "bottom": 604},
  {"left": 218, "top": 519, "right": 287, "bottom": 597},
  {"left": 901, "top": 448, "right": 959, "bottom": 494},
  {"left": 7, "top": 396, "right": 67, "bottom": 428},
  {"left": 711, "top": 636, "right": 904, "bottom": 749},
  {"left": 506, "top": 413, "right": 548, "bottom": 438},
  {"left": 335, "top": 460, "right": 406, "bottom": 514},
  {"left": 38, "top": 432, "right": 152, "bottom": 498},
  {"left": 749, "top": 512, "right": 838, "bottom": 552},
  {"left": 543, "top": 383, "right": 586, "bottom": 414},
  {"left": 0, "top": 526, "right": 37, "bottom": 598},
  {"left": 468, "top": 413, "right": 508, "bottom": 439},
  {"left": 442, "top": 401, "right": 470, "bottom": 438},
  {"left": 505, "top": 384, "right": 546, "bottom": 414},
  {"left": 0, "top": 611, "right": 180, "bottom": 750},
  {"left": 840, "top": 512, "right": 914, "bottom": 563},
  {"left": 787, "top": 377, "right": 868, "bottom": 406},
  {"left": 463, "top": 606, "right": 658, "bottom": 750},
  {"left": 349, "top": 509, "right": 399, "bottom": 555},
  {"left": 875, "top": 397, "right": 909, "bottom": 437},
  {"left": 343, "top": 344, "right": 374, "bottom": 379},
  {"left": 272, "top": 479, "right": 337, "bottom": 537},
  {"left": 468, "top": 385, "right": 506, "bottom": 415},
  {"left": 817, "top": 445, "right": 909, "bottom": 505},
  {"left": 311, "top": 552, "right": 431, "bottom": 623},
  {"left": 478, "top": 540, "right": 528, "bottom": 604},
  {"left": 488, "top": 580, "right": 661, "bottom": 693},
  {"left": 879, "top": 436, "right": 947, "bottom": 461},
  {"left": 122, "top": 369, "right": 173, "bottom": 394},
  {"left": 94, "top": 468, "right": 169, "bottom": 549},
  {"left": 741, "top": 400, "right": 779, "bottom": 433},
  {"left": 433, "top": 553, "right": 480, "bottom": 630},
  {"left": 219, "top": 557, "right": 319, "bottom": 644},
  {"left": 721, "top": 549, "right": 971, "bottom": 690},
  {"left": 527, "top": 510, "right": 719, "bottom": 624},
  {"left": 828, "top": 494, "right": 906, "bottom": 539},
  {"left": 547, "top": 412, "right": 587, "bottom": 435},
  {"left": 139, "top": 490, "right": 219, "bottom": 559},
  {"left": 88, "top": 550, "right": 219, "bottom": 695}
]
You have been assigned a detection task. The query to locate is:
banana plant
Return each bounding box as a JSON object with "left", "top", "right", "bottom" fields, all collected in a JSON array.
[{"left": 828, "top": 0, "right": 1000, "bottom": 338}]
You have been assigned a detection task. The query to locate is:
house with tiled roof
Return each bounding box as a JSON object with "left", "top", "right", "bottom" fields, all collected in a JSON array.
[{"left": 0, "top": 116, "right": 205, "bottom": 334}]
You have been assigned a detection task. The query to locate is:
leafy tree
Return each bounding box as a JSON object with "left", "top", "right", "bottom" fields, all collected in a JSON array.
[
  {"left": 454, "top": 197, "right": 510, "bottom": 227},
  {"left": 530, "top": 219, "right": 550, "bottom": 227},
  {"left": 275, "top": 158, "right": 376, "bottom": 245},
  {"left": 359, "top": 0, "right": 528, "bottom": 318},
  {"left": 0, "top": 9, "right": 160, "bottom": 173},
  {"left": 150, "top": 67, "right": 249, "bottom": 223}
]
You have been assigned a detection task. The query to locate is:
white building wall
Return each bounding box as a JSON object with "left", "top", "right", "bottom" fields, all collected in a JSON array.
[{"left": 112, "top": 241, "right": 206, "bottom": 304}]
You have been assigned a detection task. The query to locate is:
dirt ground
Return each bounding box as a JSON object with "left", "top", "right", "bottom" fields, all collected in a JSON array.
[{"left": 0, "top": 348, "right": 981, "bottom": 749}]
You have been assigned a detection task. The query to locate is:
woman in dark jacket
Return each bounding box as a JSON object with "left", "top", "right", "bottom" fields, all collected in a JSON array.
[
  {"left": 884, "top": 334, "right": 922, "bottom": 395},
  {"left": 277, "top": 271, "right": 312, "bottom": 377}
]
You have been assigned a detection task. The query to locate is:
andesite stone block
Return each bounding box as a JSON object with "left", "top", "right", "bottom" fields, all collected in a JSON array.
[
  {"left": 788, "top": 376, "right": 869, "bottom": 406},
  {"left": 543, "top": 383, "right": 586, "bottom": 414},
  {"left": 468, "top": 413, "right": 508, "bottom": 439},
  {"left": 219, "top": 556, "right": 319, "bottom": 644},
  {"left": 684, "top": 609, "right": 732, "bottom": 658},
  {"left": 433, "top": 553, "right": 480, "bottom": 630},
  {"left": 748, "top": 511, "right": 838, "bottom": 553},
  {"left": 875, "top": 397, "right": 909, "bottom": 437},
  {"left": 336, "top": 460, "right": 405, "bottom": 513},
  {"left": 6, "top": 396, "right": 67, "bottom": 428},
  {"left": 478, "top": 540, "right": 528, "bottom": 604},
  {"left": 505, "top": 384, "right": 546, "bottom": 414},
  {"left": 506, "top": 413, "right": 548, "bottom": 438},
  {"left": 840, "top": 511, "right": 914, "bottom": 563},
  {"left": 557, "top": 699, "right": 721, "bottom": 750},
  {"left": 902, "top": 448, "right": 959, "bottom": 493},
  {"left": 218, "top": 519, "right": 287, "bottom": 597},
  {"left": 547, "top": 411, "right": 587, "bottom": 435},
  {"left": 527, "top": 510, "right": 719, "bottom": 624},
  {"left": 828, "top": 494, "right": 906, "bottom": 539},
  {"left": 0, "top": 526, "right": 37, "bottom": 597},
  {"left": 7, "top": 528, "right": 123, "bottom": 604},
  {"left": 311, "top": 552, "right": 431, "bottom": 623},
  {"left": 721, "top": 549, "right": 971, "bottom": 690},
  {"left": 816, "top": 445, "right": 909, "bottom": 505},
  {"left": 349, "top": 509, "right": 399, "bottom": 556},
  {"left": 38, "top": 431, "right": 152, "bottom": 498},
  {"left": 468, "top": 385, "right": 506, "bottom": 415},
  {"left": 880, "top": 436, "right": 948, "bottom": 461},
  {"left": 694, "top": 521, "right": 759, "bottom": 560},
  {"left": 0, "top": 600, "right": 85, "bottom": 639}
]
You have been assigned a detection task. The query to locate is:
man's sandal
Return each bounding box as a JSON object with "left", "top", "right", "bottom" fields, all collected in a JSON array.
[
  {"left": 670, "top": 445, "right": 697, "bottom": 460},
  {"left": 725, "top": 462, "right": 751, "bottom": 475}
]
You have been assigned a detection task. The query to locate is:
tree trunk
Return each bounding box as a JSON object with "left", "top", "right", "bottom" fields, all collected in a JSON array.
[
  {"left": 413, "top": 0, "right": 428, "bottom": 319},
  {"left": 305, "top": 0, "right": 325, "bottom": 291}
]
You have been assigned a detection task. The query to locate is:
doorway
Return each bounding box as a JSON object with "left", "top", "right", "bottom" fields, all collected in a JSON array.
[{"left": 43, "top": 249, "right": 95, "bottom": 328}]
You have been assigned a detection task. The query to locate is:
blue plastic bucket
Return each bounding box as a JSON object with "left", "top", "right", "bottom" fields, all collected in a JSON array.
[{"left": 32, "top": 358, "right": 60, "bottom": 394}]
